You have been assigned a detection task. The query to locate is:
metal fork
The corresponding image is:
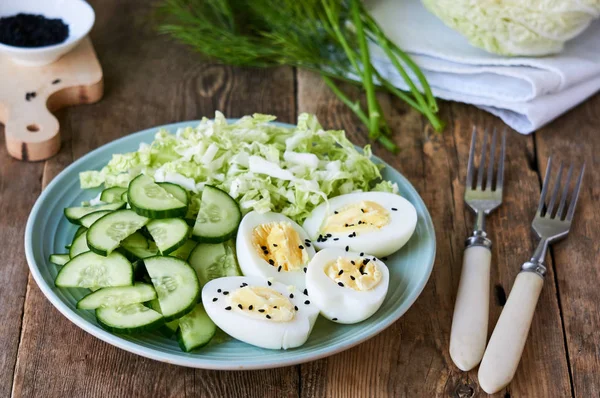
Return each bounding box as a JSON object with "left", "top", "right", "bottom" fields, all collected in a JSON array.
[
  {"left": 450, "top": 127, "right": 506, "bottom": 371},
  {"left": 478, "top": 158, "right": 585, "bottom": 394}
]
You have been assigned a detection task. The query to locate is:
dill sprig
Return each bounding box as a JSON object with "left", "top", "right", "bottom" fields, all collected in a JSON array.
[{"left": 157, "top": 0, "right": 444, "bottom": 152}]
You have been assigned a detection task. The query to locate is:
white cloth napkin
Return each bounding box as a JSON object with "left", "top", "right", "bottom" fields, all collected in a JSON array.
[{"left": 367, "top": 0, "right": 600, "bottom": 134}]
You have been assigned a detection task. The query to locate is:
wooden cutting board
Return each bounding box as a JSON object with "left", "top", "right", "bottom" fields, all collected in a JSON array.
[{"left": 0, "top": 37, "right": 103, "bottom": 161}]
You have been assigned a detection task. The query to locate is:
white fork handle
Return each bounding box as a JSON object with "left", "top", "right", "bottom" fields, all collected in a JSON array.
[
  {"left": 449, "top": 245, "right": 491, "bottom": 371},
  {"left": 478, "top": 271, "right": 544, "bottom": 394}
]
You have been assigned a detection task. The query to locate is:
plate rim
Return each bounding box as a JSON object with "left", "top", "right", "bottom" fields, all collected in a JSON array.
[{"left": 24, "top": 120, "right": 436, "bottom": 370}]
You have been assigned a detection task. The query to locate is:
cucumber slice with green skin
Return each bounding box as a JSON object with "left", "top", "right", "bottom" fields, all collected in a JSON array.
[
  {"left": 144, "top": 256, "right": 200, "bottom": 322},
  {"left": 79, "top": 210, "right": 112, "bottom": 228},
  {"left": 86, "top": 210, "right": 149, "bottom": 256},
  {"left": 64, "top": 202, "right": 126, "bottom": 225},
  {"left": 188, "top": 240, "right": 241, "bottom": 286},
  {"left": 128, "top": 174, "right": 187, "bottom": 219},
  {"left": 49, "top": 254, "right": 70, "bottom": 266},
  {"left": 55, "top": 251, "right": 133, "bottom": 288},
  {"left": 158, "top": 182, "right": 189, "bottom": 206},
  {"left": 177, "top": 303, "right": 216, "bottom": 352},
  {"left": 69, "top": 231, "right": 89, "bottom": 258},
  {"left": 100, "top": 187, "right": 127, "bottom": 203},
  {"left": 120, "top": 244, "right": 159, "bottom": 261},
  {"left": 74, "top": 225, "right": 87, "bottom": 239},
  {"left": 148, "top": 298, "right": 180, "bottom": 337},
  {"left": 192, "top": 185, "right": 241, "bottom": 243},
  {"left": 77, "top": 283, "right": 156, "bottom": 310},
  {"left": 121, "top": 231, "right": 149, "bottom": 249},
  {"left": 96, "top": 303, "right": 164, "bottom": 334},
  {"left": 169, "top": 239, "right": 198, "bottom": 261},
  {"left": 146, "top": 218, "right": 190, "bottom": 255}
]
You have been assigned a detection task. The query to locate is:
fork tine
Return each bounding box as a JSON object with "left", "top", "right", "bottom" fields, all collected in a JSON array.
[
  {"left": 476, "top": 128, "right": 488, "bottom": 188},
  {"left": 486, "top": 128, "right": 497, "bottom": 190},
  {"left": 537, "top": 157, "right": 553, "bottom": 214},
  {"left": 466, "top": 127, "right": 477, "bottom": 189},
  {"left": 547, "top": 162, "right": 564, "bottom": 217},
  {"left": 556, "top": 164, "right": 573, "bottom": 219},
  {"left": 496, "top": 129, "right": 506, "bottom": 189},
  {"left": 566, "top": 163, "right": 585, "bottom": 221}
]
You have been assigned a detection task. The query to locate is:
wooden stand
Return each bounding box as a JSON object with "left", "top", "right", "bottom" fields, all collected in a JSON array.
[{"left": 0, "top": 37, "right": 103, "bottom": 161}]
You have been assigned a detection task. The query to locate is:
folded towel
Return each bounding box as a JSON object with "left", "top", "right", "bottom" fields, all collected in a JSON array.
[{"left": 368, "top": 0, "right": 600, "bottom": 134}]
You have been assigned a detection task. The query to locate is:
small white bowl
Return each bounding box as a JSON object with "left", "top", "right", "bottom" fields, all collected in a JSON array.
[{"left": 0, "top": 0, "right": 95, "bottom": 66}]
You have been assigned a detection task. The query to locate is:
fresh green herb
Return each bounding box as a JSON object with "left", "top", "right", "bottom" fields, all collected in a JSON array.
[{"left": 156, "top": 0, "right": 444, "bottom": 152}]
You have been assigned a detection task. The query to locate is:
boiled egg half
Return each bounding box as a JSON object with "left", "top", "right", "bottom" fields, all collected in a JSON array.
[
  {"left": 236, "top": 211, "right": 316, "bottom": 290},
  {"left": 305, "top": 248, "right": 389, "bottom": 324},
  {"left": 202, "top": 276, "right": 319, "bottom": 349},
  {"left": 302, "top": 192, "right": 417, "bottom": 257}
]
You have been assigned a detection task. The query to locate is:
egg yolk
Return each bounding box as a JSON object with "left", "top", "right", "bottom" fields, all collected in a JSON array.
[
  {"left": 324, "top": 256, "right": 382, "bottom": 291},
  {"left": 252, "top": 222, "right": 309, "bottom": 272},
  {"left": 229, "top": 286, "right": 295, "bottom": 322},
  {"left": 321, "top": 201, "right": 389, "bottom": 235}
]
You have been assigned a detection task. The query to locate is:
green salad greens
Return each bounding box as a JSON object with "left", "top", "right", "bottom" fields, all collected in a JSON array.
[{"left": 80, "top": 113, "right": 397, "bottom": 223}]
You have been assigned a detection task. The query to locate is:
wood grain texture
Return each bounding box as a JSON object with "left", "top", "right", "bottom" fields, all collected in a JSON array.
[
  {"left": 296, "top": 69, "right": 571, "bottom": 397},
  {"left": 11, "top": 0, "right": 297, "bottom": 397},
  {"left": 534, "top": 93, "right": 600, "bottom": 398}
]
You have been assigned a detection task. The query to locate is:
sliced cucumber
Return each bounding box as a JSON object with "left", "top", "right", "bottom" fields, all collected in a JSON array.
[
  {"left": 55, "top": 251, "right": 133, "bottom": 289},
  {"left": 148, "top": 298, "right": 180, "bottom": 337},
  {"left": 49, "top": 254, "right": 70, "bottom": 266},
  {"left": 177, "top": 303, "right": 216, "bottom": 352},
  {"left": 158, "top": 182, "right": 189, "bottom": 206},
  {"left": 144, "top": 256, "right": 200, "bottom": 321},
  {"left": 64, "top": 202, "right": 125, "bottom": 225},
  {"left": 96, "top": 303, "right": 164, "bottom": 334},
  {"left": 192, "top": 185, "right": 241, "bottom": 243},
  {"left": 79, "top": 210, "right": 112, "bottom": 228},
  {"left": 121, "top": 191, "right": 128, "bottom": 203},
  {"left": 146, "top": 218, "right": 190, "bottom": 255},
  {"left": 77, "top": 283, "right": 156, "bottom": 310},
  {"left": 100, "top": 187, "right": 127, "bottom": 203},
  {"left": 74, "top": 225, "right": 87, "bottom": 239},
  {"left": 188, "top": 240, "right": 241, "bottom": 286},
  {"left": 128, "top": 174, "right": 187, "bottom": 219},
  {"left": 120, "top": 243, "right": 159, "bottom": 261},
  {"left": 121, "top": 231, "right": 149, "bottom": 248},
  {"left": 69, "top": 231, "right": 89, "bottom": 258},
  {"left": 86, "top": 209, "right": 149, "bottom": 256},
  {"left": 169, "top": 239, "right": 197, "bottom": 261}
]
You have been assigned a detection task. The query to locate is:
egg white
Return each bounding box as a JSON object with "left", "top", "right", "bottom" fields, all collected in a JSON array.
[
  {"left": 201, "top": 276, "right": 319, "bottom": 349},
  {"left": 236, "top": 211, "right": 316, "bottom": 290},
  {"left": 305, "top": 248, "right": 390, "bottom": 324},
  {"left": 302, "top": 192, "right": 417, "bottom": 257}
]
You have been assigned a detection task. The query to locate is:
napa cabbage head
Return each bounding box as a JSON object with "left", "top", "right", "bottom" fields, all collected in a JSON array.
[{"left": 421, "top": 0, "right": 600, "bottom": 56}]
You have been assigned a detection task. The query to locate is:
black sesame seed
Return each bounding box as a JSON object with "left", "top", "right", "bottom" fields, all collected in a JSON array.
[
  {"left": 361, "top": 208, "right": 365, "bottom": 213},
  {"left": 338, "top": 270, "right": 344, "bottom": 276},
  {"left": 217, "top": 289, "right": 222, "bottom": 293},
  {"left": 326, "top": 234, "right": 332, "bottom": 238},
  {"left": 299, "top": 245, "right": 304, "bottom": 250},
  {"left": 360, "top": 252, "right": 364, "bottom": 256},
  {"left": 333, "top": 238, "right": 339, "bottom": 241},
  {"left": 344, "top": 223, "right": 349, "bottom": 227},
  {"left": 304, "top": 300, "right": 310, "bottom": 305},
  {"left": 348, "top": 233, "right": 353, "bottom": 238},
  {"left": 269, "top": 259, "right": 275, "bottom": 265},
  {"left": 273, "top": 306, "right": 277, "bottom": 309},
  {"left": 338, "top": 282, "right": 344, "bottom": 287},
  {"left": 273, "top": 243, "right": 278, "bottom": 247},
  {"left": 266, "top": 315, "right": 271, "bottom": 319},
  {"left": 303, "top": 267, "right": 307, "bottom": 273},
  {"left": 223, "top": 291, "right": 229, "bottom": 295},
  {"left": 212, "top": 297, "right": 218, "bottom": 302},
  {"left": 238, "top": 304, "right": 243, "bottom": 309},
  {"left": 261, "top": 246, "right": 267, "bottom": 250},
  {"left": 277, "top": 265, "right": 282, "bottom": 272},
  {"left": 350, "top": 276, "right": 356, "bottom": 280},
  {"left": 305, "top": 238, "right": 311, "bottom": 242},
  {"left": 294, "top": 306, "right": 299, "bottom": 311},
  {"left": 264, "top": 250, "right": 269, "bottom": 255},
  {"left": 289, "top": 293, "right": 294, "bottom": 298},
  {"left": 267, "top": 281, "right": 272, "bottom": 286},
  {"left": 225, "top": 306, "right": 232, "bottom": 310},
  {"left": 345, "top": 246, "right": 349, "bottom": 252},
  {"left": 359, "top": 266, "right": 365, "bottom": 274},
  {"left": 52, "top": 79, "right": 61, "bottom": 84},
  {"left": 303, "top": 289, "right": 308, "bottom": 295},
  {"left": 334, "top": 211, "right": 338, "bottom": 214},
  {"left": 249, "top": 305, "right": 253, "bottom": 310},
  {"left": 332, "top": 317, "right": 338, "bottom": 321},
  {"left": 391, "top": 207, "right": 398, "bottom": 211},
  {"left": 363, "top": 258, "right": 370, "bottom": 265},
  {"left": 351, "top": 260, "right": 355, "bottom": 265},
  {"left": 259, "top": 309, "right": 265, "bottom": 313},
  {"left": 357, "top": 221, "right": 362, "bottom": 225}
]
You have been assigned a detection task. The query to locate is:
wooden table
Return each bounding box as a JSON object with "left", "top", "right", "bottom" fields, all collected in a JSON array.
[{"left": 1, "top": 1, "right": 598, "bottom": 397}]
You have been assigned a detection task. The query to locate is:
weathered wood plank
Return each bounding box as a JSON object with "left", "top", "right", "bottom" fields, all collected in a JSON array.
[
  {"left": 0, "top": 128, "right": 45, "bottom": 398},
  {"left": 534, "top": 93, "right": 600, "bottom": 398},
  {"left": 11, "top": 1, "right": 298, "bottom": 397},
  {"left": 296, "top": 69, "right": 571, "bottom": 397}
]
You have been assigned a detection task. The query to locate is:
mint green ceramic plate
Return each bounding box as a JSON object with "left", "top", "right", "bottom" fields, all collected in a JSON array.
[{"left": 25, "top": 121, "right": 436, "bottom": 370}]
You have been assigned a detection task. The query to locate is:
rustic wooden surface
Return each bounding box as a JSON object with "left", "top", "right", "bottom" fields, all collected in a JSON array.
[{"left": 1, "top": 0, "right": 598, "bottom": 397}]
